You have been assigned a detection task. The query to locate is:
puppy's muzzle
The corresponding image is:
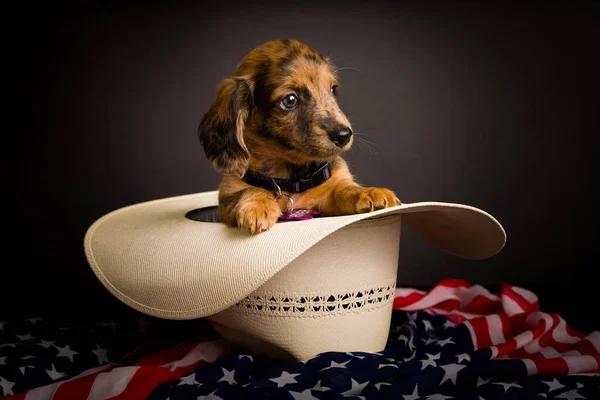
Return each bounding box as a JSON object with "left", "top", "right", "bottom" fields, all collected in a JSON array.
[{"left": 327, "top": 126, "right": 353, "bottom": 147}]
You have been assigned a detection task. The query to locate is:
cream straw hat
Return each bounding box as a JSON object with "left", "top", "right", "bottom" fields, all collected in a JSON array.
[{"left": 84, "top": 190, "right": 505, "bottom": 361}]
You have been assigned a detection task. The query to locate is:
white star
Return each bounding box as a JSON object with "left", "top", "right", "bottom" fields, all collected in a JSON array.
[
  {"left": 311, "top": 380, "right": 330, "bottom": 392},
  {"left": 197, "top": 390, "right": 223, "bottom": 400},
  {"left": 218, "top": 368, "right": 236, "bottom": 385},
  {"left": 136, "top": 317, "right": 150, "bottom": 334},
  {"left": 22, "top": 355, "right": 35, "bottom": 360},
  {"left": 270, "top": 371, "right": 300, "bottom": 387},
  {"left": 289, "top": 389, "right": 319, "bottom": 400},
  {"left": 492, "top": 382, "right": 523, "bottom": 392},
  {"left": 26, "top": 317, "right": 43, "bottom": 325},
  {"left": 320, "top": 360, "right": 351, "bottom": 370},
  {"left": 477, "top": 376, "right": 494, "bottom": 387},
  {"left": 392, "top": 324, "right": 404, "bottom": 332},
  {"left": 38, "top": 340, "right": 55, "bottom": 349},
  {"left": 403, "top": 384, "right": 419, "bottom": 400},
  {"left": 345, "top": 352, "right": 365, "bottom": 359},
  {"left": 238, "top": 354, "right": 253, "bottom": 361},
  {"left": 0, "top": 343, "right": 16, "bottom": 349},
  {"left": 443, "top": 320, "right": 455, "bottom": 329},
  {"left": 178, "top": 374, "right": 201, "bottom": 386},
  {"left": 16, "top": 333, "right": 35, "bottom": 341},
  {"left": 375, "top": 382, "right": 391, "bottom": 390},
  {"left": 422, "top": 337, "right": 437, "bottom": 345},
  {"left": 92, "top": 344, "right": 110, "bottom": 365},
  {"left": 479, "top": 397, "right": 486, "bottom": 400},
  {"left": 403, "top": 351, "right": 416, "bottom": 362},
  {"left": 0, "top": 321, "right": 6, "bottom": 330},
  {"left": 542, "top": 378, "right": 565, "bottom": 392},
  {"left": 378, "top": 363, "right": 399, "bottom": 369},
  {"left": 56, "top": 344, "right": 79, "bottom": 362},
  {"left": 19, "top": 365, "right": 34, "bottom": 375},
  {"left": 539, "top": 394, "right": 547, "bottom": 398},
  {"left": 425, "top": 395, "right": 453, "bottom": 399},
  {"left": 398, "top": 334, "right": 410, "bottom": 344},
  {"left": 0, "top": 357, "right": 6, "bottom": 365},
  {"left": 341, "top": 378, "right": 369, "bottom": 396},
  {"left": 0, "top": 376, "right": 15, "bottom": 396},
  {"left": 456, "top": 353, "right": 470, "bottom": 363},
  {"left": 98, "top": 321, "right": 121, "bottom": 331},
  {"left": 420, "top": 353, "right": 440, "bottom": 369},
  {"left": 576, "top": 382, "right": 584, "bottom": 389},
  {"left": 555, "top": 389, "right": 586, "bottom": 399},
  {"left": 422, "top": 320, "right": 434, "bottom": 331},
  {"left": 436, "top": 337, "right": 455, "bottom": 347},
  {"left": 46, "top": 363, "right": 66, "bottom": 380},
  {"left": 440, "top": 363, "right": 466, "bottom": 385}
]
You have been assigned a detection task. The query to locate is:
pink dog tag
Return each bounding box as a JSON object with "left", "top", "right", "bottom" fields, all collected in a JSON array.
[{"left": 279, "top": 209, "right": 322, "bottom": 221}]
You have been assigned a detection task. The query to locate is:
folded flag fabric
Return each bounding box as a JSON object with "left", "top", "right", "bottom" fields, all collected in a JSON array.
[{"left": 1, "top": 279, "right": 598, "bottom": 399}]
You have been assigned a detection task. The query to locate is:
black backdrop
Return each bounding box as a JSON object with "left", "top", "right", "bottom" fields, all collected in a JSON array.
[{"left": 8, "top": 1, "right": 599, "bottom": 332}]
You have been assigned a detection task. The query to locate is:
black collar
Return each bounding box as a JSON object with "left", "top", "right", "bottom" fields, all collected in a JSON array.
[{"left": 242, "top": 161, "right": 333, "bottom": 193}]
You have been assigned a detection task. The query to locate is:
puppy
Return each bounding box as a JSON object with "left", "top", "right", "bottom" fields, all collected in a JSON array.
[{"left": 198, "top": 39, "right": 400, "bottom": 233}]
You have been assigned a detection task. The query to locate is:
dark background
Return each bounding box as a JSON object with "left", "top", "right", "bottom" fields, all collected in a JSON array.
[{"left": 7, "top": 2, "right": 599, "bottom": 331}]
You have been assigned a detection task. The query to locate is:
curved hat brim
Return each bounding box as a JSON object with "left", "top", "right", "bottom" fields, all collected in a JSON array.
[{"left": 84, "top": 191, "right": 506, "bottom": 320}]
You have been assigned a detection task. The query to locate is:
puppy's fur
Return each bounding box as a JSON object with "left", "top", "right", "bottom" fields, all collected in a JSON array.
[{"left": 198, "top": 39, "right": 400, "bottom": 233}]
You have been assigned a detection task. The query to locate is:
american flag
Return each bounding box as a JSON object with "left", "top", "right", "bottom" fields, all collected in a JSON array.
[{"left": 1, "top": 279, "right": 598, "bottom": 399}]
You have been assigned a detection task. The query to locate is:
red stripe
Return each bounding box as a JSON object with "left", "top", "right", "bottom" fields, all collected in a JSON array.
[
  {"left": 532, "top": 357, "right": 570, "bottom": 375},
  {"left": 502, "top": 285, "right": 538, "bottom": 313},
  {"left": 392, "top": 291, "right": 426, "bottom": 309},
  {"left": 437, "top": 279, "right": 471, "bottom": 288},
  {"left": 52, "top": 371, "right": 98, "bottom": 400},
  {"left": 467, "top": 317, "right": 493, "bottom": 349},
  {"left": 461, "top": 295, "right": 502, "bottom": 315},
  {"left": 430, "top": 299, "right": 461, "bottom": 312}
]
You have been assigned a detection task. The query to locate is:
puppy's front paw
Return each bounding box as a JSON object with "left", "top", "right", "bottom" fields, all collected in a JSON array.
[
  {"left": 235, "top": 198, "right": 281, "bottom": 234},
  {"left": 338, "top": 187, "right": 401, "bottom": 214}
]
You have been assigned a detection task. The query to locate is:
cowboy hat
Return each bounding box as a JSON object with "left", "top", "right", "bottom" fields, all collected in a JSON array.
[{"left": 84, "top": 190, "right": 505, "bottom": 361}]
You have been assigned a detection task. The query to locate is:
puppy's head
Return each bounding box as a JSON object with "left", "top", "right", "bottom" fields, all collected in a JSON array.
[{"left": 198, "top": 39, "right": 353, "bottom": 178}]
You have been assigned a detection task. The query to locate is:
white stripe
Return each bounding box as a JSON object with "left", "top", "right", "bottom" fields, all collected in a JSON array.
[
  {"left": 162, "top": 342, "right": 224, "bottom": 371},
  {"left": 24, "top": 363, "right": 116, "bottom": 400},
  {"left": 562, "top": 350, "right": 582, "bottom": 357},
  {"left": 564, "top": 355, "right": 599, "bottom": 374},
  {"left": 510, "top": 286, "right": 538, "bottom": 305},
  {"left": 87, "top": 367, "right": 139, "bottom": 400},
  {"left": 489, "top": 346, "right": 499, "bottom": 358},
  {"left": 396, "top": 285, "right": 499, "bottom": 312},
  {"left": 501, "top": 295, "right": 525, "bottom": 316},
  {"left": 430, "top": 307, "right": 481, "bottom": 321},
  {"left": 486, "top": 314, "right": 506, "bottom": 345},
  {"left": 463, "top": 321, "right": 479, "bottom": 349},
  {"left": 521, "top": 359, "right": 537, "bottom": 376},
  {"left": 394, "top": 288, "right": 424, "bottom": 297},
  {"left": 585, "top": 331, "right": 600, "bottom": 352},
  {"left": 552, "top": 317, "right": 581, "bottom": 344},
  {"left": 513, "top": 330, "right": 535, "bottom": 349},
  {"left": 523, "top": 313, "right": 555, "bottom": 356}
]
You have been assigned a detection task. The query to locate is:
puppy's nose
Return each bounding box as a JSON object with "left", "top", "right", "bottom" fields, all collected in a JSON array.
[{"left": 327, "top": 126, "right": 353, "bottom": 147}]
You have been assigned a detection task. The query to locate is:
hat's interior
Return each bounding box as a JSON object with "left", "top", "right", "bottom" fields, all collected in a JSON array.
[{"left": 185, "top": 206, "right": 221, "bottom": 223}]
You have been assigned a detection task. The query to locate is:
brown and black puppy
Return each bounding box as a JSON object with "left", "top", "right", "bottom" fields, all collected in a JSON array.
[{"left": 198, "top": 39, "right": 400, "bottom": 233}]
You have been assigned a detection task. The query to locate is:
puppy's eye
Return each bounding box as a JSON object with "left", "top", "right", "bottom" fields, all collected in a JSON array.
[
  {"left": 280, "top": 94, "right": 298, "bottom": 110},
  {"left": 331, "top": 84, "right": 338, "bottom": 96}
]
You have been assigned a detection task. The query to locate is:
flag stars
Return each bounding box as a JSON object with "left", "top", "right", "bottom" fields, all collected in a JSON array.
[
  {"left": 0, "top": 356, "right": 6, "bottom": 365},
  {"left": 197, "top": 390, "right": 223, "bottom": 400},
  {"left": 420, "top": 353, "right": 440, "bottom": 369},
  {"left": 98, "top": 321, "right": 121, "bottom": 331},
  {"left": 422, "top": 337, "right": 437, "bottom": 345},
  {"left": 46, "top": 363, "right": 66, "bottom": 380},
  {"left": 492, "top": 382, "right": 523, "bottom": 392},
  {"left": 422, "top": 320, "right": 434, "bottom": 331},
  {"left": 19, "top": 366, "right": 34, "bottom": 375},
  {"left": 541, "top": 378, "right": 565, "bottom": 391},
  {"left": 25, "top": 317, "right": 43, "bottom": 325},
  {"left": 456, "top": 353, "right": 471, "bottom": 363},
  {"left": 555, "top": 389, "right": 586, "bottom": 399},
  {"left": 436, "top": 337, "right": 455, "bottom": 347},
  {"left": 178, "top": 374, "right": 201, "bottom": 386},
  {"left": 92, "top": 344, "right": 109, "bottom": 365},
  {"left": 270, "top": 371, "right": 300, "bottom": 387},
  {"left": 311, "top": 380, "right": 330, "bottom": 392},
  {"left": 56, "top": 344, "right": 79, "bottom": 362},
  {"left": 218, "top": 368, "right": 237, "bottom": 385},
  {"left": 341, "top": 378, "right": 369, "bottom": 396},
  {"left": 321, "top": 360, "right": 351, "bottom": 371},
  {"left": 374, "top": 382, "right": 391, "bottom": 390},
  {"left": 16, "top": 333, "right": 35, "bottom": 341},
  {"left": 403, "top": 384, "right": 419, "bottom": 400},
  {"left": 289, "top": 389, "right": 320, "bottom": 399},
  {"left": 0, "top": 376, "right": 15, "bottom": 396},
  {"left": 477, "top": 376, "right": 494, "bottom": 387},
  {"left": 440, "top": 363, "right": 466, "bottom": 385},
  {"left": 38, "top": 340, "right": 55, "bottom": 349}
]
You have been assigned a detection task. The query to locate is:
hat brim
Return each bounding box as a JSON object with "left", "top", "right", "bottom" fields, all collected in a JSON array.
[{"left": 84, "top": 190, "right": 506, "bottom": 320}]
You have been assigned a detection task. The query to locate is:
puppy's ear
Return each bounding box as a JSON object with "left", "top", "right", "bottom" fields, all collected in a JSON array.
[{"left": 198, "top": 76, "right": 254, "bottom": 178}]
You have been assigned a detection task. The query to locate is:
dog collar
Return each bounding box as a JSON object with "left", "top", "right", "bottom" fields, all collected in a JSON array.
[{"left": 243, "top": 161, "right": 333, "bottom": 193}]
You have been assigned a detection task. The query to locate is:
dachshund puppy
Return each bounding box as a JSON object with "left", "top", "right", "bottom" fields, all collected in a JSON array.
[{"left": 198, "top": 39, "right": 400, "bottom": 233}]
